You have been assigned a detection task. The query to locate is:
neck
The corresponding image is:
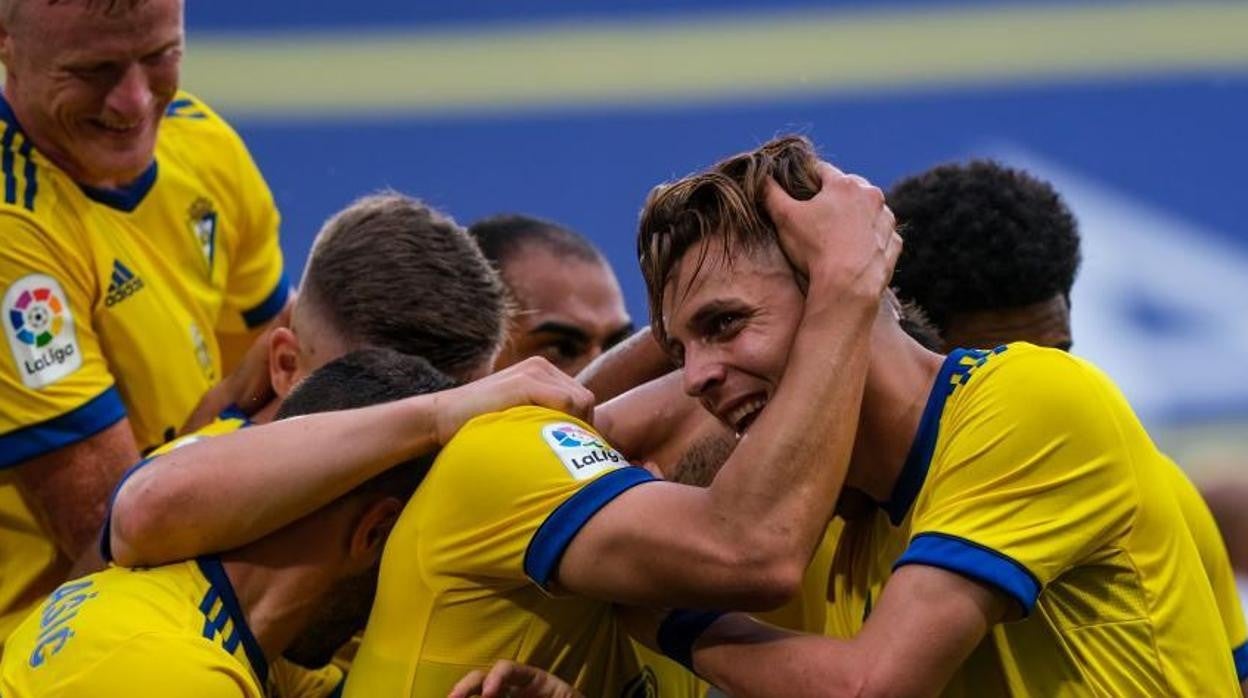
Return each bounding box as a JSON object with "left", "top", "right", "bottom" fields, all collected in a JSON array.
[
  {"left": 250, "top": 398, "right": 280, "bottom": 425},
  {"left": 845, "top": 316, "right": 944, "bottom": 506},
  {"left": 220, "top": 539, "right": 331, "bottom": 662}
]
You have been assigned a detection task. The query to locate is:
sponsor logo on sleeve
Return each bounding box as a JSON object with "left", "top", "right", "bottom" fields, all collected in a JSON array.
[
  {"left": 541, "top": 422, "right": 625, "bottom": 481},
  {"left": 4, "top": 274, "right": 82, "bottom": 388}
]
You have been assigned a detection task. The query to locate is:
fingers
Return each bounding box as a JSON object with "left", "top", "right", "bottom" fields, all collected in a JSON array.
[
  {"left": 483, "top": 660, "right": 534, "bottom": 695},
  {"left": 448, "top": 669, "right": 486, "bottom": 698}
]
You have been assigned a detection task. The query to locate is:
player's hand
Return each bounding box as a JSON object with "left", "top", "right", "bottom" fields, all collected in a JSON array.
[
  {"left": 224, "top": 327, "right": 278, "bottom": 414},
  {"left": 763, "top": 161, "right": 901, "bottom": 298},
  {"left": 432, "top": 357, "right": 597, "bottom": 445},
  {"left": 448, "top": 660, "right": 584, "bottom": 698}
]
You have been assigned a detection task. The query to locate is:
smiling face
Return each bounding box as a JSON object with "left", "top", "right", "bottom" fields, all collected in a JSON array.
[
  {"left": 0, "top": 0, "right": 183, "bottom": 187},
  {"left": 662, "top": 240, "right": 804, "bottom": 435}
]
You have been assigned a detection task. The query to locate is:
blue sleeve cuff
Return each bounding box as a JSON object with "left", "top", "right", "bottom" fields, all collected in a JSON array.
[
  {"left": 242, "top": 269, "right": 290, "bottom": 328},
  {"left": 0, "top": 386, "right": 126, "bottom": 469},
  {"left": 98, "top": 455, "right": 155, "bottom": 563},
  {"left": 895, "top": 532, "right": 1042, "bottom": 615},
  {"left": 523, "top": 466, "right": 657, "bottom": 587},
  {"left": 1233, "top": 641, "right": 1248, "bottom": 681},
  {"left": 658, "top": 609, "right": 725, "bottom": 674}
]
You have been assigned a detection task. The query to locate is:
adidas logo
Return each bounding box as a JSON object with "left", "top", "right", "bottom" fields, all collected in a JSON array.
[{"left": 105, "top": 260, "right": 145, "bottom": 307}]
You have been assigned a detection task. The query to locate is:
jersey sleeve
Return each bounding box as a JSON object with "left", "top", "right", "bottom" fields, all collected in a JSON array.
[
  {"left": 896, "top": 352, "right": 1136, "bottom": 615},
  {"left": 67, "top": 633, "right": 261, "bottom": 697},
  {"left": 1166, "top": 458, "right": 1248, "bottom": 676},
  {"left": 209, "top": 109, "right": 288, "bottom": 334},
  {"left": 419, "top": 406, "right": 657, "bottom": 589},
  {"left": 0, "top": 213, "right": 125, "bottom": 468}
]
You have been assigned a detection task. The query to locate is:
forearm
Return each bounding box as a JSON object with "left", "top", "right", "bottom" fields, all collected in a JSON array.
[
  {"left": 705, "top": 284, "right": 876, "bottom": 575},
  {"left": 110, "top": 395, "right": 442, "bottom": 565},
  {"left": 693, "top": 615, "right": 863, "bottom": 698},
  {"left": 577, "top": 327, "right": 674, "bottom": 401}
]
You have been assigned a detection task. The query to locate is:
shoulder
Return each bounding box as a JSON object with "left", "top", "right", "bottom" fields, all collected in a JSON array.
[
  {"left": 946, "top": 343, "right": 1118, "bottom": 426},
  {"left": 157, "top": 91, "right": 254, "bottom": 165},
  {"left": 443, "top": 406, "right": 625, "bottom": 472}
]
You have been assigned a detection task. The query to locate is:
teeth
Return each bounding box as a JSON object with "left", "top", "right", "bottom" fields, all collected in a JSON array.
[{"left": 726, "top": 398, "right": 767, "bottom": 431}]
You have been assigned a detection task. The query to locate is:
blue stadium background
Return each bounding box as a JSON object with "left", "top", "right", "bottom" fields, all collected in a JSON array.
[{"left": 182, "top": 1, "right": 1248, "bottom": 454}]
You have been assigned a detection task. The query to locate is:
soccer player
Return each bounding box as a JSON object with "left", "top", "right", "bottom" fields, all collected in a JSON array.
[
  {"left": 103, "top": 155, "right": 901, "bottom": 696},
  {"left": 887, "top": 159, "right": 1248, "bottom": 689},
  {"left": 4, "top": 349, "right": 471, "bottom": 696},
  {"left": 104, "top": 190, "right": 523, "bottom": 566},
  {"left": 469, "top": 214, "right": 633, "bottom": 375},
  {"left": 618, "top": 136, "right": 1239, "bottom": 695},
  {"left": 0, "top": 0, "right": 289, "bottom": 644}
]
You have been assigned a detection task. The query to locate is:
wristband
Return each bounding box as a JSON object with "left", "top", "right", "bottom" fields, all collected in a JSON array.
[{"left": 657, "top": 609, "right": 725, "bottom": 673}]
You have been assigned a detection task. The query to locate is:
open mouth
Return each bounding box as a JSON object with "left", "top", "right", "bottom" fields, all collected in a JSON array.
[
  {"left": 725, "top": 396, "right": 767, "bottom": 436},
  {"left": 89, "top": 118, "right": 142, "bottom": 135}
]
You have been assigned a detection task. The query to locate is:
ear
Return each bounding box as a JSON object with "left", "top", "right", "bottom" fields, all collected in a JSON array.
[
  {"left": 268, "top": 326, "right": 301, "bottom": 399},
  {"left": 346, "top": 497, "right": 404, "bottom": 570}
]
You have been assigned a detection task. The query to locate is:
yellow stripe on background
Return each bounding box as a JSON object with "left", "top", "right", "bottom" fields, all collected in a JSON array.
[{"left": 183, "top": 3, "right": 1248, "bottom": 117}]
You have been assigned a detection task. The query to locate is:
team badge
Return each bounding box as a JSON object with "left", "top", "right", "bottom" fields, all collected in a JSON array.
[
  {"left": 541, "top": 422, "right": 625, "bottom": 480},
  {"left": 3, "top": 274, "right": 82, "bottom": 388},
  {"left": 188, "top": 197, "right": 218, "bottom": 271}
]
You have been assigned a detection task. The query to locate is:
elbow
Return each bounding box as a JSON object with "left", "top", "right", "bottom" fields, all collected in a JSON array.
[
  {"left": 108, "top": 482, "right": 173, "bottom": 567},
  {"left": 722, "top": 548, "right": 805, "bottom": 611}
]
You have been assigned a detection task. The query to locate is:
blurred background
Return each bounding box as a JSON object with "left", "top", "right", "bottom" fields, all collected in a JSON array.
[{"left": 183, "top": 0, "right": 1247, "bottom": 479}]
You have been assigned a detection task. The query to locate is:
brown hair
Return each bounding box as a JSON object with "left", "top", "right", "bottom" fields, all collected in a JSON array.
[
  {"left": 300, "top": 192, "right": 507, "bottom": 378},
  {"left": 636, "top": 135, "right": 821, "bottom": 344},
  {"left": 1, "top": 0, "right": 148, "bottom": 24}
]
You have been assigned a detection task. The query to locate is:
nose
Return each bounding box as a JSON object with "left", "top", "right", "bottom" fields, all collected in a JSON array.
[
  {"left": 681, "top": 345, "right": 726, "bottom": 399},
  {"left": 104, "top": 64, "right": 155, "bottom": 121}
]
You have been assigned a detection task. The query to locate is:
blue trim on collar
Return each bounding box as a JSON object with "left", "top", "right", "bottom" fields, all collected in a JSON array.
[
  {"left": 1233, "top": 641, "right": 1248, "bottom": 681},
  {"left": 77, "top": 162, "right": 158, "bottom": 212},
  {"left": 0, "top": 90, "right": 157, "bottom": 213},
  {"left": 882, "top": 349, "right": 974, "bottom": 525},
  {"left": 195, "top": 556, "right": 268, "bottom": 686},
  {"left": 218, "top": 404, "right": 253, "bottom": 424}
]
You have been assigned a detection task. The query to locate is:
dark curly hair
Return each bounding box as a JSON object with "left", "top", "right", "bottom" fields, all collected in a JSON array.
[{"left": 887, "top": 160, "right": 1081, "bottom": 332}]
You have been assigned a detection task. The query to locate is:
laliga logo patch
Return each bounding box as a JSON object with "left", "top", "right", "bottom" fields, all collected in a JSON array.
[
  {"left": 4, "top": 274, "right": 82, "bottom": 389},
  {"left": 541, "top": 422, "right": 624, "bottom": 480}
]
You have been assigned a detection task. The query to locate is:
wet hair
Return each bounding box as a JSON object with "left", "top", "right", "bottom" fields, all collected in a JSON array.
[
  {"left": 275, "top": 347, "right": 456, "bottom": 503},
  {"left": 637, "top": 135, "right": 822, "bottom": 345},
  {"left": 468, "top": 214, "right": 603, "bottom": 269},
  {"left": 887, "top": 160, "right": 1081, "bottom": 332},
  {"left": 300, "top": 192, "right": 507, "bottom": 378}
]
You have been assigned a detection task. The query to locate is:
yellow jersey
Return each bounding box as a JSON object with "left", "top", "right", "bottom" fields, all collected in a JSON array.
[
  {"left": 347, "top": 406, "right": 665, "bottom": 697},
  {"left": 826, "top": 344, "right": 1238, "bottom": 695},
  {"left": 0, "top": 558, "right": 342, "bottom": 697},
  {"left": 1164, "top": 455, "right": 1248, "bottom": 681},
  {"left": 0, "top": 91, "right": 287, "bottom": 645}
]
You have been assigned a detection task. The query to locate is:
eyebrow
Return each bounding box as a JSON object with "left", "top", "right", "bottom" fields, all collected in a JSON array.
[
  {"left": 685, "top": 299, "right": 738, "bottom": 334},
  {"left": 529, "top": 322, "right": 590, "bottom": 343},
  {"left": 603, "top": 322, "right": 636, "bottom": 348}
]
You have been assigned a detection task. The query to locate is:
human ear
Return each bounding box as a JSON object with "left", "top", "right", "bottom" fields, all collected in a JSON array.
[{"left": 268, "top": 327, "right": 301, "bottom": 399}]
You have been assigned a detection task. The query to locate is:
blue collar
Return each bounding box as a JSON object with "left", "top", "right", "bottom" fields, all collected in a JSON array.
[
  {"left": 195, "top": 556, "right": 269, "bottom": 686},
  {"left": 882, "top": 348, "right": 974, "bottom": 525},
  {"left": 0, "top": 90, "right": 158, "bottom": 213}
]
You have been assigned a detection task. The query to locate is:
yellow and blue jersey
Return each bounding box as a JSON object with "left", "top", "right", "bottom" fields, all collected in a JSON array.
[
  {"left": 825, "top": 344, "right": 1239, "bottom": 695},
  {"left": 347, "top": 405, "right": 665, "bottom": 697},
  {"left": 1164, "top": 455, "right": 1248, "bottom": 680},
  {"left": 0, "top": 91, "right": 287, "bottom": 643},
  {"left": 0, "top": 557, "right": 342, "bottom": 697}
]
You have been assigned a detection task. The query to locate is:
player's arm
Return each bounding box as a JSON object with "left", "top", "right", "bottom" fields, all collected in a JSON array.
[
  {"left": 449, "top": 660, "right": 585, "bottom": 698},
  {"left": 108, "top": 357, "right": 595, "bottom": 566},
  {"left": 626, "top": 564, "right": 1005, "bottom": 697},
  {"left": 577, "top": 326, "right": 673, "bottom": 402},
  {"left": 553, "top": 165, "right": 900, "bottom": 609},
  {"left": 0, "top": 214, "right": 137, "bottom": 565}
]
